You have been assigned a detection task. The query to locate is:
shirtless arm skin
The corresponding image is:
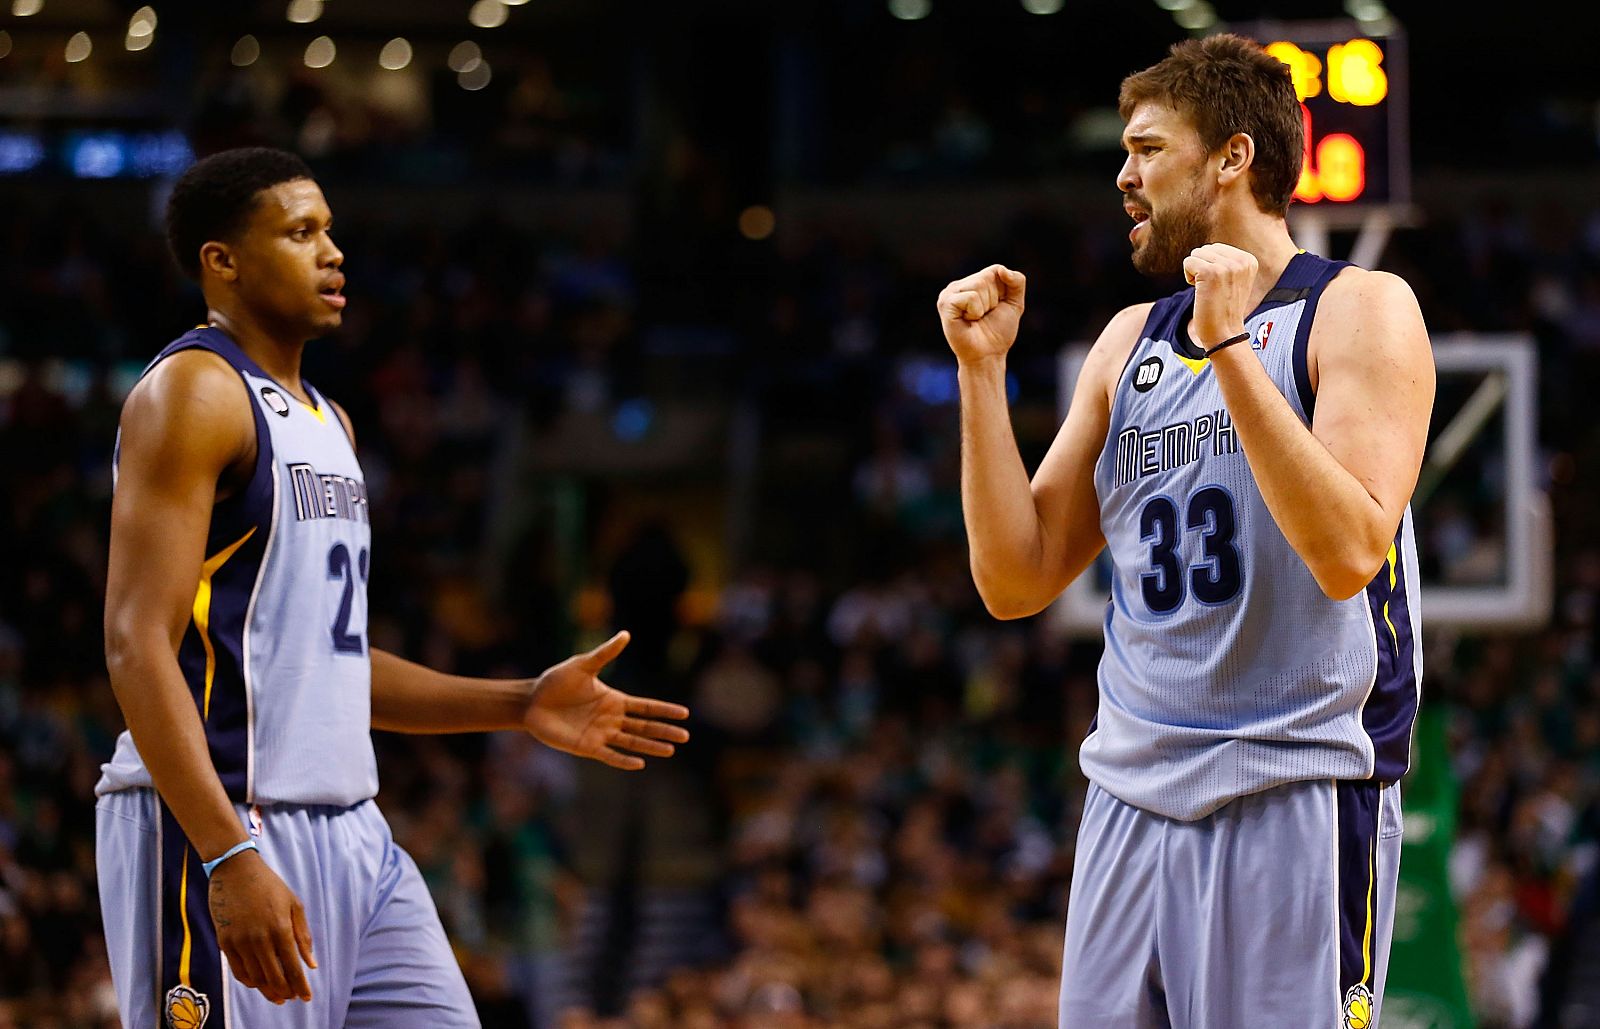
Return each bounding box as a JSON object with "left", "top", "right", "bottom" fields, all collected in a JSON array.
[
  {"left": 104, "top": 351, "right": 315, "bottom": 1006},
  {"left": 1184, "top": 246, "right": 1435, "bottom": 599},
  {"left": 940, "top": 264, "right": 1145, "bottom": 619}
]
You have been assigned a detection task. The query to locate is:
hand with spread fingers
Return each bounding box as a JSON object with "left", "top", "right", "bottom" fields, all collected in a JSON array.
[
  {"left": 1182, "top": 242, "right": 1258, "bottom": 350},
  {"left": 522, "top": 630, "right": 690, "bottom": 770},
  {"left": 938, "top": 264, "right": 1028, "bottom": 365}
]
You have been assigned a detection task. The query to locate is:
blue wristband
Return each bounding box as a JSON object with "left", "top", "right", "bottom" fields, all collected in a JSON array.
[{"left": 202, "top": 839, "right": 258, "bottom": 878}]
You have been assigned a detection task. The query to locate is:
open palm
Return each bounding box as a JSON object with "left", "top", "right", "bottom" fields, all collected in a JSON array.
[{"left": 522, "top": 630, "right": 690, "bottom": 770}]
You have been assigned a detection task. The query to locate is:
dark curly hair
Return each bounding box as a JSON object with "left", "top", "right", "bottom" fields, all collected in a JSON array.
[
  {"left": 165, "top": 147, "right": 314, "bottom": 280},
  {"left": 1119, "top": 34, "right": 1304, "bottom": 217}
]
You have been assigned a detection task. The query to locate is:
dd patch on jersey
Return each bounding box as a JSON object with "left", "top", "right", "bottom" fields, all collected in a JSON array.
[
  {"left": 259, "top": 386, "right": 291, "bottom": 417},
  {"left": 1133, "top": 356, "right": 1163, "bottom": 393}
]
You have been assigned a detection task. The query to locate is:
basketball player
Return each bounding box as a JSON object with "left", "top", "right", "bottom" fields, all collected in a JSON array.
[
  {"left": 939, "top": 36, "right": 1433, "bottom": 1028},
  {"left": 96, "top": 148, "right": 691, "bottom": 1029}
]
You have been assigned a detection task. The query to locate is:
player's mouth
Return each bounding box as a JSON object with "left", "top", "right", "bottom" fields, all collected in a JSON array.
[
  {"left": 1126, "top": 206, "right": 1151, "bottom": 243},
  {"left": 318, "top": 276, "right": 347, "bottom": 310}
]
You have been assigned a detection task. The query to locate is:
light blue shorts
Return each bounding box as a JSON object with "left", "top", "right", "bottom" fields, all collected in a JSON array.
[
  {"left": 96, "top": 788, "right": 478, "bottom": 1029},
  {"left": 1060, "top": 778, "right": 1403, "bottom": 1028}
]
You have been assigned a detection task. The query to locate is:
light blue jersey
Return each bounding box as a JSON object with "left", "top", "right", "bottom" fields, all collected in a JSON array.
[
  {"left": 95, "top": 328, "right": 474, "bottom": 1029},
  {"left": 97, "top": 326, "right": 378, "bottom": 807},
  {"left": 1082, "top": 252, "right": 1423, "bottom": 822}
]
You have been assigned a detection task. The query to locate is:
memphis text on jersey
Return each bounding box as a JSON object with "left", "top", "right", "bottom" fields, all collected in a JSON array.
[
  {"left": 288, "top": 462, "right": 370, "bottom": 523},
  {"left": 1112, "top": 407, "right": 1239, "bottom": 489}
]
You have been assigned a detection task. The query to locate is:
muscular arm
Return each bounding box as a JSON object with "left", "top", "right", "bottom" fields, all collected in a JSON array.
[
  {"left": 954, "top": 292, "right": 1145, "bottom": 619},
  {"left": 1207, "top": 270, "right": 1434, "bottom": 599},
  {"left": 104, "top": 351, "right": 257, "bottom": 861}
]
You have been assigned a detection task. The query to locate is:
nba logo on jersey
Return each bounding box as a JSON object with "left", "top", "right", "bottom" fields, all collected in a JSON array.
[{"left": 1253, "top": 320, "right": 1274, "bottom": 351}]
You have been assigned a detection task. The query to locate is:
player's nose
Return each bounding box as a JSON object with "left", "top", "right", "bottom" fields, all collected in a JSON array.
[
  {"left": 1116, "top": 156, "right": 1139, "bottom": 194},
  {"left": 321, "top": 236, "right": 343, "bottom": 268}
]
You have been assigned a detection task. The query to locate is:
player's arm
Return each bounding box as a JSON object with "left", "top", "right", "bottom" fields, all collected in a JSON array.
[
  {"left": 1200, "top": 260, "right": 1434, "bottom": 599},
  {"left": 104, "top": 352, "right": 316, "bottom": 1006},
  {"left": 369, "top": 635, "right": 689, "bottom": 770},
  {"left": 940, "top": 262, "right": 1138, "bottom": 619}
]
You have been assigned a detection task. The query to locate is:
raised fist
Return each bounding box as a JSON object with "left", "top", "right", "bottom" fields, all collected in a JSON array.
[{"left": 938, "top": 264, "right": 1027, "bottom": 365}]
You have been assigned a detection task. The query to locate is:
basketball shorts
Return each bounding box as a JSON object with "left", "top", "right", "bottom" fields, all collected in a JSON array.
[
  {"left": 1060, "top": 778, "right": 1403, "bottom": 1029},
  {"left": 96, "top": 788, "right": 479, "bottom": 1029}
]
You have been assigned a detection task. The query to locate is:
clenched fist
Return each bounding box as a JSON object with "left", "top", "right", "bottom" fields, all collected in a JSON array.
[
  {"left": 938, "top": 264, "right": 1026, "bottom": 365},
  {"left": 1182, "top": 243, "right": 1257, "bottom": 351}
]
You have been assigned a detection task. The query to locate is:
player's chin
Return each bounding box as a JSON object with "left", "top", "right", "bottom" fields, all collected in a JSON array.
[{"left": 310, "top": 308, "right": 344, "bottom": 334}]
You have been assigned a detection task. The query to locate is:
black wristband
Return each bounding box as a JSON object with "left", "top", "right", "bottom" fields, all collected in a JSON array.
[{"left": 1204, "top": 331, "right": 1251, "bottom": 356}]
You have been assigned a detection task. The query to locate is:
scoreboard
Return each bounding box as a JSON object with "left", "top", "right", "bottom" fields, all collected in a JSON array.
[{"left": 1244, "top": 21, "right": 1409, "bottom": 208}]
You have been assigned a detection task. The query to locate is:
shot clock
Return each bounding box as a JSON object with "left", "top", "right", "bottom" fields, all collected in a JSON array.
[{"left": 1247, "top": 21, "right": 1410, "bottom": 208}]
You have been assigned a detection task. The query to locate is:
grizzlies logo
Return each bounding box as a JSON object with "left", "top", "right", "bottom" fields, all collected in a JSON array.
[
  {"left": 1343, "top": 983, "right": 1374, "bottom": 1029},
  {"left": 165, "top": 984, "right": 211, "bottom": 1029},
  {"left": 259, "top": 386, "right": 291, "bottom": 417}
]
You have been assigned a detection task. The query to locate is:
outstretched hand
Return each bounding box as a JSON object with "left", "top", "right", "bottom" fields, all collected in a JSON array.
[{"left": 523, "top": 631, "right": 690, "bottom": 770}]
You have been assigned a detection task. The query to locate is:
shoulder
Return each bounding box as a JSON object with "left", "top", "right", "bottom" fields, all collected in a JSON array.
[
  {"left": 120, "top": 348, "right": 253, "bottom": 464},
  {"left": 1308, "top": 267, "right": 1433, "bottom": 388},
  {"left": 1316, "top": 267, "right": 1423, "bottom": 324},
  {"left": 124, "top": 347, "right": 249, "bottom": 426},
  {"left": 1082, "top": 302, "right": 1156, "bottom": 395}
]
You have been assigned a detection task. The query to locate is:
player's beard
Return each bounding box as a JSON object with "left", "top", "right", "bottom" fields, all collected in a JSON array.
[{"left": 1131, "top": 173, "right": 1217, "bottom": 277}]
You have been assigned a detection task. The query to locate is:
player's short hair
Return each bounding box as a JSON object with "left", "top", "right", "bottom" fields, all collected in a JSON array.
[
  {"left": 1119, "top": 34, "right": 1303, "bottom": 217},
  {"left": 165, "top": 147, "right": 315, "bottom": 280}
]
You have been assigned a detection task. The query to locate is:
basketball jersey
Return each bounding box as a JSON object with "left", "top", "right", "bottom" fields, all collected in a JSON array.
[
  {"left": 1082, "top": 252, "right": 1422, "bottom": 821},
  {"left": 96, "top": 326, "right": 378, "bottom": 808}
]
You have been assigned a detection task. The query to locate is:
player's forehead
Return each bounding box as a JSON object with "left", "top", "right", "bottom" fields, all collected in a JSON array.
[
  {"left": 249, "top": 177, "right": 331, "bottom": 227},
  {"left": 1120, "top": 101, "right": 1198, "bottom": 149}
]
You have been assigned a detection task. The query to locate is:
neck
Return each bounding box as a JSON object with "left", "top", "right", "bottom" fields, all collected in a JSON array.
[
  {"left": 205, "top": 304, "right": 309, "bottom": 398},
  {"left": 1209, "top": 207, "right": 1301, "bottom": 309}
]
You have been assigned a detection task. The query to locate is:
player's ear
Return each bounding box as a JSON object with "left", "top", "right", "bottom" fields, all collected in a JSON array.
[
  {"left": 199, "top": 241, "right": 238, "bottom": 283},
  {"left": 1216, "top": 132, "right": 1254, "bottom": 189}
]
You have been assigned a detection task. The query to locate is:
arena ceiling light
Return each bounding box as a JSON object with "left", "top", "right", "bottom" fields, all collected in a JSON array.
[
  {"left": 459, "top": 60, "right": 492, "bottom": 90},
  {"left": 304, "top": 34, "right": 335, "bottom": 68},
  {"left": 448, "top": 40, "right": 481, "bottom": 73},
  {"left": 468, "top": 0, "right": 508, "bottom": 29},
  {"left": 11, "top": 0, "right": 43, "bottom": 17},
  {"left": 887, "top": 0, "right": 931, "bottom": 20},
  {"left": 0, "top": 30, "right": 11, "bottom": 59},
  {"left": 128, "top": 7, "right": 156, "bottom": 37},
  {"left": 1021, "top": 0, "right": 1064, "bottom": 12},
  {"left": 287, "top": 0, "right": 323, "bottom": 25},
  {"left": 125, "top": 30, "right": 152, "bottom": 51},
  {"left": 64, "top": 31, "right": 91, "bottom": 63},
  {"left": 378, "top": 37, "right": 412, "bottom": 71},
  {"left": 1173, "top": 0, "right": 1216, "bottom": 29},
  {"left": 231, "top": 34, "right": 260, "bottom": 67}
]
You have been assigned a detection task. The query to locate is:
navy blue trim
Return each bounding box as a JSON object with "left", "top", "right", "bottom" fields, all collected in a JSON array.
[
  {"left": 1145, "top": 252, "right": 1331, "bottom": 361},
  {"left": 130, "top": 328, "right": 277, "bottom": 803},
  {"left": 158, "top": 799, "right": 227, "bottom": 1028},
  {"left": 1335, "top": 780, "right": 1381, "bottom": 996},
  {"left": 1289, "top": 257, "right": 1354, "bottom": 421},
  {"left": 137, "top": 329, "right": 275, "bottom": 549},
  {"left": 1361, "top": 518, "right": 1419, "bottom": 783}
]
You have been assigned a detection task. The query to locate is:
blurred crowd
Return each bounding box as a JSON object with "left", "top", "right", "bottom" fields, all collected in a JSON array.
[{"left": 3, "top": 173, "right": 1600, "bottom": 1029}]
